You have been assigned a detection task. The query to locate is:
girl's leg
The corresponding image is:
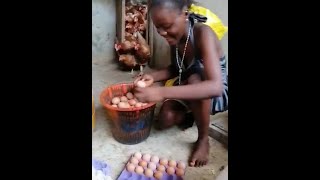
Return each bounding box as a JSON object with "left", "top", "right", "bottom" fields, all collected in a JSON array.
[
  {"left": 155, "top": 100, "right": 188, "bottom": 130},
  {"left": 187, "top": 73, "right": 211, "bottom": 167}
]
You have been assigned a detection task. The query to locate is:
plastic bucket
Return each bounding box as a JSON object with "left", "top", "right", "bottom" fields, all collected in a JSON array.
[{"left": 100, "top": 83, "right": 156, "bottom": 145}]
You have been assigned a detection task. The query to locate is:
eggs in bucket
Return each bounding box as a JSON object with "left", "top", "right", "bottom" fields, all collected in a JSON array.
[{"left": 110, "top": 91, "right": 149, "bottom": 108}]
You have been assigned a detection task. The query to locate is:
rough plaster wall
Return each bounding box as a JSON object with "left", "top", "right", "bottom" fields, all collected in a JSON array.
[
  {"left": 91, "top": 0, "right": 228, "bottom": 69},
  {"left": 92, "top": 0, "right": 116, "bottom": 62},
  {"left": 199, "top": 0, "right": 228, "bottom": 58}
]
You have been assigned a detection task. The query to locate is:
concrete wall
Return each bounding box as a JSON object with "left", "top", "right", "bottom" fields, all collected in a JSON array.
[
  {"left": 199, "top": 0, "right": 228, "bottom": 60},
  {"left": 92, "top": 0, "right": 116, "bottom": 62}
]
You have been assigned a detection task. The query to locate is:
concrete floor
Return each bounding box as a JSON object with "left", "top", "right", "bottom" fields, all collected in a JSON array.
[{"left": 92, "top": 58, "right": 228, "bottom": 180}]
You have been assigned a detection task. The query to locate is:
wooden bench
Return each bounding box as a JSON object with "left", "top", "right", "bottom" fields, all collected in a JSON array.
[{"left": 209, "top": 111, "right": 228, "bottom": 147}]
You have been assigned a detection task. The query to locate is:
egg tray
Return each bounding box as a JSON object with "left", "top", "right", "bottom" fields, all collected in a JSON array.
[
  {"left": 93, "top": 159, "right": 111, "bottom": 176},
  {"left": 117, "top": 153, "right": 185, "bottom": 180}
]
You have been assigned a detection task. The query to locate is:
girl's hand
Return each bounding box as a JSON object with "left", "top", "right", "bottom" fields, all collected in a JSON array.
[
  {"left": 133, "top": 74, "right": 154, "bottom": 87},
  {"left": 133, "top": 87, "right": 164, "bottom": 103}
]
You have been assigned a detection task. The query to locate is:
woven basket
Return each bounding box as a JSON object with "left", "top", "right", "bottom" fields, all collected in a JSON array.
[{"left": 100, "top": 83, "right": 156, "bottom": 145}]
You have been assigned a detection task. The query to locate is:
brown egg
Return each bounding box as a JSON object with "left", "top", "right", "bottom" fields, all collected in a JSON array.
[
  {"left": 135, "top": 102, "right": 142, "bottom": 108},
  {"left": 136, "top": 81, "right": 146, "bottom": 88},
  {"left": 142, "top": 154, "right": 151, "bottom": 161},
  {"left": 166, "top": 167, "right": 175, "bottom": 175},
  {"left": 168, "top": 160, "right": 177, "bottom": 167},
  {"left": 144, "top": 168, "right": 153, "bottom": 177},
  {"left": 120, "top": 96, "right": 128, "bottom": 102},
  {"left": 154, "top": 171, "right": 163, "bottom": 179},
  {"left": 177, "top": 162, "right": 186, "bottom": 169},
  {"left": 130, "top": 157, "right": 139, "bottom": 165},
  {"left": 138, "top": 160, "right": 148, "bottom": 167},
  {"left": 135, "top": 166, "right": 144, "bottom": 174},
  {"left": 126, "top": 163, "right": 135, "bottom": 172},
  {"left": 111, "top": 97, "right": 120, "bottom": 105},
  {"left": 134, "top": 152, "right": 142, "bottom": 159},
  {"left": 151, "top": 156, "right": 159, "bottom": 163},
  {"left": 176, "top": 168, "right": 185, "bottom": 176},
  {"left": 126, "top": 92, "right": 134, "bottom": 99},
  {"left": 128, "top": 99, "right": 137, "bottom": 106},
  {"left": 156, "top": 165, "right": 166, "bottom": 172},
  {"left": 159, "top": 158, "right": 168, "bottom": 165},
  {"left": 148, "top": 162, "right": 157, "bottom": 170},
  {"left": 111, "top": 104, "right": 117, "bottom": 108}
]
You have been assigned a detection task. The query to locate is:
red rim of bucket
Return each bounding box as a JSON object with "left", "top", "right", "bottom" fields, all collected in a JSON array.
[{"left": 100, "top": 82, "right": 156, "bottom": 112}]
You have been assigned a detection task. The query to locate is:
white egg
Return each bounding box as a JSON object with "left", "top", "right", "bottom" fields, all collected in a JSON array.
[
  {"left": 135, "top": 102, "right": 142, "bottom": 108},
  {"left": 134, "top": 152, "right": 142, "bottom": 159},
  {"left": 120, "top": 96, "right": 128, "bottom": 102},
  {"left": 130, "top": 157, "right": 139, "bottom": 165},
  {"left": 151, "top": 156, "right": 159, "bottom": 163},
  {"left": 136, "top": 81, "right": 146, "bottom": 88},
  {"left": 148, "top": 162, "right": 157, "bottom": 170},
  {"left": 128, "top": 99, "right": 137, "bottom": 106},
  {"left": 111, "top": 97, "right": 120, "bottom": 105},
  {"left": 124, "top": 102, "right": 131, "bottom": 108},
  {"left": 118, "top": 102, "right": 128, "bottom": 108},
  {"left": 142, "top": 154, "right": 151, "bottom": 161}
]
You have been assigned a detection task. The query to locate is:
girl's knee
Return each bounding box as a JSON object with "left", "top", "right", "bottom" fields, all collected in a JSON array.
[
  {"left": 157, "top": 110, "right": 177, "bottom": 129},
  {"left": 156, "top": 100, "right": 188, "bottom": 129},
  {"left": 159, "top": 110, "right": 175, "bottom": 123}
]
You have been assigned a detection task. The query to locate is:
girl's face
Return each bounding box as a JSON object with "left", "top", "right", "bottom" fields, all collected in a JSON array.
[{"left": 151, "top": 6, "right": 187, "bottom": 45}]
